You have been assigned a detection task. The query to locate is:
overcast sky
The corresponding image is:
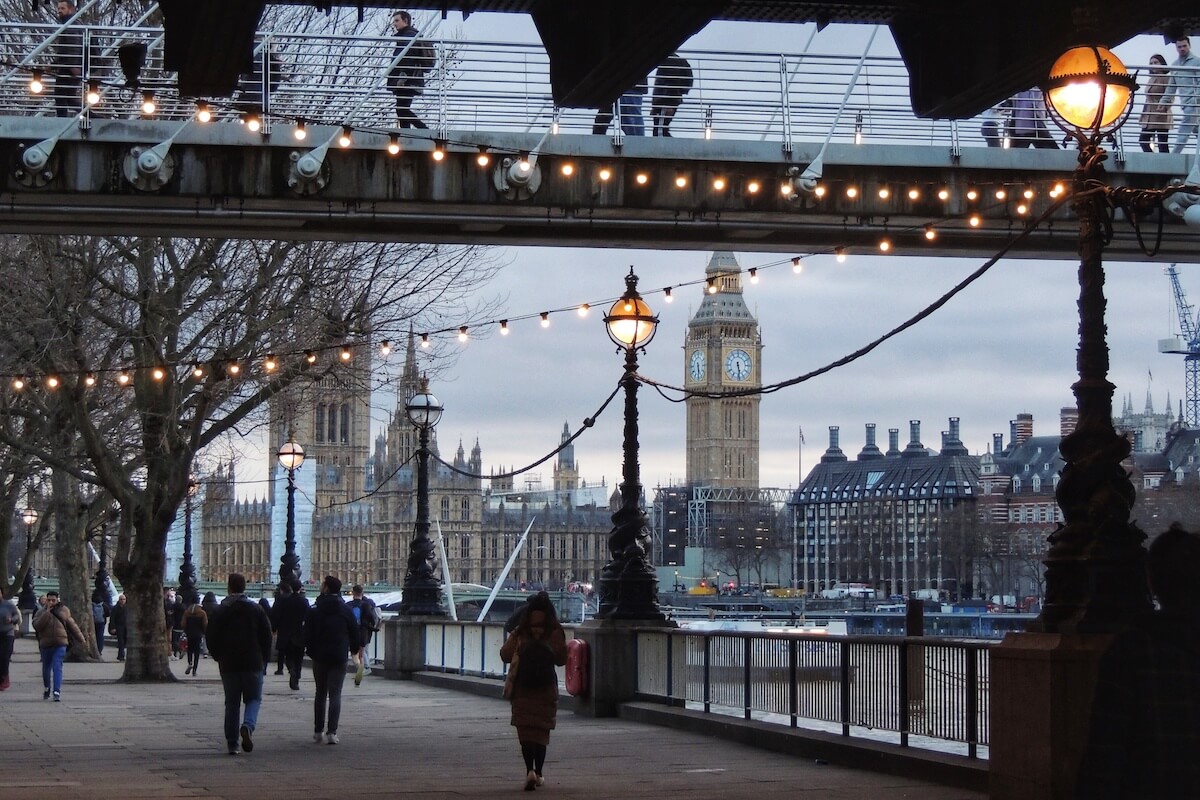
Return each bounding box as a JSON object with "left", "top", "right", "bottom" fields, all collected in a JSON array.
[{"left": 233, "top": 15, "right": 1192, "bottom": 499}]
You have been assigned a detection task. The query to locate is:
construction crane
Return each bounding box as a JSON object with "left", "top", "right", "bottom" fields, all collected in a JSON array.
[{"left": 1158, "top": 265, "right": 1199, "bottom": 428}]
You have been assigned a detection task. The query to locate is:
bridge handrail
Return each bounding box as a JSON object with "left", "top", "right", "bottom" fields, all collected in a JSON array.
[{"left": 1, "top": 20, "right": 1186, "bottom": 155}]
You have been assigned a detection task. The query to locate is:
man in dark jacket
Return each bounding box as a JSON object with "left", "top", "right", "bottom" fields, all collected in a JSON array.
[
  {"left": 109, "top": 594, "right": 127, "bottom": 661},
  {"left": 270, "top": 580, "right": 310, "bottom": 690},
  {"left": 387, "top": 10, "right": 431, "bottom": 129},
  {"left": 206, "top": 573, "right": 273, "bottom": 756},
  {"left": 305, "top": 575, "right": 359, "bottom": 745},
  {"left": 650, "top": 54, "right": 693, "bottom": 137}
]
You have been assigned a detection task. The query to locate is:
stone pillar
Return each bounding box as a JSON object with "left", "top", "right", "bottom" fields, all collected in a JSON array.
[
  {"left": 989, "top": 632, "right": 1112, "bottom": 799},
  {"left": 382, "top": 617, "right": 428, "bottom": 680},
  {"left": 572, "top": 618, "right": 674, "bottom": 717}
]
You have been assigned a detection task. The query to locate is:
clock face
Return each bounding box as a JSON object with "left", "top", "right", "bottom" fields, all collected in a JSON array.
[
  {"left": 689, "top": 350, "right": 706, "bottom": 381},
  {"left": 724, "top": 349, "right": 752, "bottom": 381}
]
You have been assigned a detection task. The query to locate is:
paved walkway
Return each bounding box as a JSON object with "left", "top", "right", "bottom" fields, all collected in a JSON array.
[{"left": 0, "top": 637, "right": 985, "bottom": 799}]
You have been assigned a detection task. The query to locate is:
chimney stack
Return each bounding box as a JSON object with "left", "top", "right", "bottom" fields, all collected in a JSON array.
[
  {"left": 941, "top": 416, "right": 968, "bottom": 456},
  {"left": 1060, "top": 406, "right": 1079, "bottom": 438},
  {"left": 858, "top": 423, "right": 884, "bottom": 460},
  {"left": 820, "top": 425, "right": 848, "bottom": 463},
  {"left": 993, "top": 433, "right": 1004, "bottom": 455},
  {"left": 887, "top": 428, "right": 901, "bottom": 457},
  {"left": 903, "top": 420, "right": 929, "bottom": 457},
  {"left": 1014, "top": 412, "right": 1034, "bottom": 445}
]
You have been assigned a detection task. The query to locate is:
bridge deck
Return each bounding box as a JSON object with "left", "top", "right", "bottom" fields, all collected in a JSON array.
[{"left": 0, "top": 22, "right": 1196, "bottom": 260}]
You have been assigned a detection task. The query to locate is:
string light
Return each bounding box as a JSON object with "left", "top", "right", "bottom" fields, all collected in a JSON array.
[
  {"left": 516, "top": 154, "right": 532, "bottom": 173},
  {"left": 500, "top": 319, "right": 509, "bottom": 335},
  {"left": 969, "top": 214, "right": 982, "bottom": 227},
  {"left": 878, "top": 186, "right": 890, "bottom": 199},
  {"left": 749, "top": 267, "right": 759, "bottom": 284},
  {"left": 293, "top": 121, "right": 307, "bottom": 141},
  {"left": 675, "top": 174, "right": 688, "bottom": 188},
  {"left": 140, "top": 91, "right": 156, "bottom": 115},
  {"left": 152, "top": 367, "right": 165, "bottom": 381},
  {"left": 263, "top": 355, "right": 278, "bottom": 372},
  {"left": 780, "top": 182, "right": 794, "bottom": 197},
  {"left": 878, "top": 238, "right": 891, "bottom": 252},
  {"left": 340, "top": 346, "right": 352, "bottom": 362},
  {"left": 995, "top": 188, "right": 1007, "bottom": 200},
  {"left": 84, "top": 372, "right": 96, "bottom": 387},
  {"left": 835, "top": 247, "right": 847, "bottom": 263},
  {"left": 29, "top": 70, "right": 44, "bottom": 94},
  {"left": 476, "top": 147, "right": 490, "bottom": 167},
  {"left": 420, "top": 334, "right": 430, "bottom": 348},
  {"left": 706, "top": 277, "right": 718, "bottom": 294},
  {"left": 663, "top": 287, "right": 674, "bottom": 302},
  {"left": 226, "top": 362, "right": 240, "bottom": 376},
  {"left": 791, "top": 257, "right": 803, "bottom": 274},
  {"left": 576, "top": 304, "right": 589, "bottom": 317},
  {"left": 924, "top": 224, "right": 937, "bottom": 241},
  {"left": 117, "top": 371, "right": 131, "bottom": 386},
  {"left": 966, "top": 187, "right": 979, "bottom": 201},
  {"left": 11, "top": 377, "right": 24, "bottom": 391},
  {"left": 85, "top": 81, "right": 100, "bottom": 106},
  {"left": 747, "top": 180, "right": 760, "bottom": 194},
  {"left": 432, "top": 140, "right": 446, "bottom": 161},
  {"left": 561, "top": 163, "right": 575, "bottom": 176},
  {"left": 45, "top": 376, "right": 59, "bottom": 390},
  {"left": 1023, "top": 187, "right": 1035, "bottom": 199},
  {"left": 1016, "top": 202, "right": 1029, "bottom": 215},
  {"left": 937, "top": 187, "right": 950, "bottom": 201},
  {"left": 305, "top": 350, "right": 317, "bottom": 364},
  {"left": 907, "top": 187, "right": 920, "bottom": 200},
  {"left": 845, "top": 185, "right": 859, "bottom": 199},
  {"left": 635, "top": 172, "right": 649, "bottom": 185},
  {"left": 712, "top": 177, "right": 726, "bottom": 191},
  {"left": 458, "top": 326, "right": 468, "bottom": 342},
  {"left": 387, "top": 135, "right": 401, "bottom": 155},
  {"left": 813, "top": 185, "right": 827, "bottom": 198},
  {"left": 540, "top": 312, "right": 550, "bottom": 328},
  {"left": 243, "top": 111, "right": 261, "bottom": 132},
  {"left": 195, "top": 102, "right": 211, "bottom": 123},
  {"left": 192, "top": 363, "right": 205, "bottom": 379},
  {"left": 338, "top": 126, "right": 352, "bottom": 148},
  {"left": 379, "top": 341, "right": 391, "bottom": 357},
  {"left": 598, "top": 167, "right": 612, "bottom": 182}
]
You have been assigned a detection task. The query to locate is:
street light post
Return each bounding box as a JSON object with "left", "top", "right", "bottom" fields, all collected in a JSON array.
[
  {"left": 178, "top": 475, "right": 200, "bottom": 604},
  {"left": 598, "top": 268, "right": 665, "bottom": 620},
  {"left": 277, "top": 435, "right": 305, "bottom": 586},
  {"left": 94, "top": 520, "right": 109, "bottom": 601},
  {"left": 400, "top": 377, "right": 445, "bottom": 616},
  {"left": 18, "top": 506, "right": 38, "bottom": 610}
]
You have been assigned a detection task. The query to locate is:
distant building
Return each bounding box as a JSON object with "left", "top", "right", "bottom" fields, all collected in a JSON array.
[{"left": 1114, "top": 389, "right": 1177, "bottom": 453}]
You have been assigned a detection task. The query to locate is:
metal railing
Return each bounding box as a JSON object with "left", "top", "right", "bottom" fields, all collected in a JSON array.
[
  {"left": 0, "top": 21, "right": 1185, "bottom": 154},
  {"left": 423, "top": 620, "right": 566, "bottom": 686},
  {"left": 635, "top": 628, "right": 991, "bottom": 759}
]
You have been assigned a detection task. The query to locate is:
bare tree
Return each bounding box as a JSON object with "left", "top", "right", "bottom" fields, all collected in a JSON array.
[{"left": 0, "top": 235, "right": 500, "bottom": 680}]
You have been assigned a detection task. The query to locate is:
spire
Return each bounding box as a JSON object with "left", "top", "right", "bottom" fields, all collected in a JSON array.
[{"left": 1145, "top": 386, "right": 1154, "bottom": 415}]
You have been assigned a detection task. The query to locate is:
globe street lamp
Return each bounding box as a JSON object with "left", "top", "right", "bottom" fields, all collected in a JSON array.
[
  {"left": 18, "top": 506, "right": 38, "bottom": 610},
  {"left": 400, "top": 377, "right": 445, "bottom": 616},
  {"left": 277, "top": 435, "right": 305, "bottom": 586},
  {"left": 178, "top": 475, "right": 200, "bottom": 603},
  {"left": 1036, "top": 43, "right": 1155, "bottom": 632},
  {"left": 598, "top": 267, "right": 665, "bottom": 620}
]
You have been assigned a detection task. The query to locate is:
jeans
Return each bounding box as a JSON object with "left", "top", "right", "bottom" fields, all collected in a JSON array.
[
  {"left": 94, "top": 622, "right": 105, "bottom": 654},
  {"left": 1173, "top": 107, "right": 1199, "bottom": 154},
  {"left": 312, "top": 660, "right": 348, "bottom": 734},
  {"left": 40, "top": 645, "right": 66, "bottom": 692},
  {"left": 619, "top": 92, "right": 644, "bottom": 136},
  {"left": 219, "top": 670, "right": 263, "bottom": 747}
]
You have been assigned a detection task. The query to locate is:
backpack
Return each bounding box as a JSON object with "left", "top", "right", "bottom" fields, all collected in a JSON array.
[
  {"left": 91, "top": 603, "right": 106, "bottom": 625},
  {"left": 515, "top": 639, "right": 557, "bottom": 689},
  {"left": 362, "top": 601, "right": 381, "bottom": 632}
]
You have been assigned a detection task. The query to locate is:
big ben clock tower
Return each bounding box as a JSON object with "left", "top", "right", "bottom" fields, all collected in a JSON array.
[{"left": 684, "top": 252, "right": 762, "bottom": 489}]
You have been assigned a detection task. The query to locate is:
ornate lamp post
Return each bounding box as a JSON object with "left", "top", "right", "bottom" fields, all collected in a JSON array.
[
  {"left": 178, "top": 475, "right": 200, "bottom": 603},
  {"left": 1037, "top": 43, "right": 1155, "bottom": 632},
  {"left": 400, "top": 377, "right": 445, "bottom": 615},
  {"left": 277, "top": 435, "right": 305, "bottom": 586},
  {"left": 94, "top": 519, "right": 110, "bottom": 601},
  {"left": 598, "top": 267, "right": 665, "bottom": 620},
  {"left": 18, "top": 506, "right": 38, "bottom": 610}
]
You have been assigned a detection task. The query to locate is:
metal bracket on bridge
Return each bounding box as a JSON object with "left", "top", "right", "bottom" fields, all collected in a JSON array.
[
  {"left": 122, "top": 141, "right": 177, "bottom": 192},
  {"left": 14, "top": 136, "right": 60, "bottom": 188},
  {"left": 493, "top": 155, "right": 542, "bottom": 200},
  {"left": 781, "top": 159, "right": 822, "bottom": 201},
  {"left": 1163, "top": 161, "right": 1200, "bottom": 229},
  {"left": 288, "top": 143, "right": 332, "bottom": 196}
]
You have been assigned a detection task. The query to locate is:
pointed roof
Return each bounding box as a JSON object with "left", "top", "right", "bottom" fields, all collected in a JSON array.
[{"left": 690, "top": 252, "right": 757, "bottom": 329}]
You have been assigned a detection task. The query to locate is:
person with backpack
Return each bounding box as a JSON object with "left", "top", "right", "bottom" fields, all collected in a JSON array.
[
  {"left": 499, "top": 591, "right": 568, "bottom": 791},
  {"left": 90, "top": 588, "right": 110, "bottom": 656},
  {"left": 304, "top": 575, "right": 359, "bottom": 745},
  {"left": 347, "top": 584, "right": 380, "bottom": 686},
  {"left": 387, "top": 10, "right": 432, "bottom": 129}
]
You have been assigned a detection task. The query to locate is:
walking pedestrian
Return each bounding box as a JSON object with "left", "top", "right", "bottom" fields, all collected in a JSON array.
[
  {"left": 651, "top": 54, "right": 693, "bottom": 137},
  {"left": 163, "top": 587, "right": 184, "bottom": 659},
  {"left": 1165, "top": 36, "right": 1200, "bottom": 153},
  {"left": 205, "top": 573, "right": 273, "bottom": 755},
  {"left": 270, "top": 580, "right": 309, "bottom": 690},
  {"left": 50, "top": 0, "right": 83, "bottom": 118},
  {"left": 0, "top": 587, "right": 20, "bottom": 690},
  {"left": 200, "top": 591, "right": 219, "bottom": 657},
  {"left": 1005, "top": 88, "right": 1058, "bottom": 149},
  {"left": 499, "top": 591, "right": 568, "bottom": 790},
  {"left": 90, "top": 588, "right": 110, "bottom": 656},
  {"left": 32, "top": 591, "right": 84, "bottom": 701},
  {"left": 1139, "top": 54, "right": 1173, "bottom": 152},
  {"left": 181, "top": 597, "right": 208, "bottom": 676},
  {"left": 109, "top": 594, "right": 128, "bottom": 661},
  {"left": 387, "top": 10, "right": 433, "bottom": 129},
  {"left": 346, "top": 584, "right": 380, "bottom": 686},
  {"left": 304, "top": 575, "right": 359, "bottom": 745}
]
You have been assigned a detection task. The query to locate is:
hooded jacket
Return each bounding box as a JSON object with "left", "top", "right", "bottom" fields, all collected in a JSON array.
[
  {"left": 206, "top": 594, "right": 272, "bottom": 673},
  {"left": 304, "top": 592, "right": 359, "bottom": 666}
]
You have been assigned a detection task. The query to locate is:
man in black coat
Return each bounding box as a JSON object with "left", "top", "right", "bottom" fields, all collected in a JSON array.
[
  {"left": 206, "top": 573, "right": 273, "bottom": 756},
  {"left": 270, "top": 580, "right": 310, "bottom": 690},
  {"left": 109, "top": 594, "right": 127, "bottom": 661},
  {"left": 304, "top": 575, "right": 359, "bottom": 744},
  {"left": 651, "top": 54, "right": 693, "bottom": 137}
]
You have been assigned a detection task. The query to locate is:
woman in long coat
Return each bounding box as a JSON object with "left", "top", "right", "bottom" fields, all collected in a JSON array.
[
  {"left": 500, "top": 591, "right": 568, "bottom": 791},
  {"left": 1140, "top": 54, "right": 1174, "bottom": 152}
]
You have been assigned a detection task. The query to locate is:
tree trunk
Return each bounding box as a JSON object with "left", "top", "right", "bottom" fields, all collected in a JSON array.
[
  {"left": 113, "top": 511, "right": 175, "bottom": 681},
  {"left": 51, "top": 473, "right": 97, "bottom": 662}
]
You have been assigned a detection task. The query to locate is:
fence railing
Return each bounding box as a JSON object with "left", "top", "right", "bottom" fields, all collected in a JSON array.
[
  {"left": 420, "top": 620, "right": 990, "bottom": 759},
  {"left": 0, "top": 21, "right": 1184, "bottom": 156}
]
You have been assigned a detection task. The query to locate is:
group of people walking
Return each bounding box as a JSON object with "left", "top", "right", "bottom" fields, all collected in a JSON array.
[
  {"left": 981, "top": 37, "right": 1200, "bottom": 153},
  {"left": 205, "top": 573, "right": 379, "bottom": 755}
]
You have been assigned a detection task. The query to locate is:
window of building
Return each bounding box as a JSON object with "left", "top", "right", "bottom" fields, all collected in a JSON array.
[
  {"left": 440, "top": 496, "right": 450, "bottom": 521},
  {"left": 460, "top": 497, "right": 470, "bottom": 521},
  {"left": 315, "top": 404, "right": 325, "bottom": 442},
  {"left": 327, "top": 405, "right": 336, "bottom": 443},
  {"left": 340, "top": 404, "right": 350, "bottom": 444}
]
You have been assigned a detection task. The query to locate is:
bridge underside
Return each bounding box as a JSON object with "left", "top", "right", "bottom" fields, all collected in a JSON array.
[{"left": 2, "top": 121, "right": 1196, "bottom": 262}]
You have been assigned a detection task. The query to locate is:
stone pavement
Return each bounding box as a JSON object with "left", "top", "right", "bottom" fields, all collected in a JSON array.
[{"left": 0, "top": 636, "right": 985, "bottom": 799}]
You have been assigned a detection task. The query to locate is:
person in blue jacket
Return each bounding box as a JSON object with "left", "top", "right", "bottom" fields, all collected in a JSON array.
[{"left": 304, "top": 575, "right": 359, "bottom": 745}]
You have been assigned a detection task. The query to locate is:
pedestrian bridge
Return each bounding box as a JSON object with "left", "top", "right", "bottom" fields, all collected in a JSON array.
[{"left": 1, "top": 20, "right": 1198, "bottom": 261}]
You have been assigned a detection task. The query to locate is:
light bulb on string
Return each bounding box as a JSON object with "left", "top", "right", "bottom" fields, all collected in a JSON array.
[
  {"left": 749, "top": 268, "right": 759, "bottom": 284},
  {"left": 338, "top": 126, "right": 353, "bottom": 148},
  {"left": 879, "top": 238, "right": 891, "bottom": 252},
  {"left": 84, "top": 372, "right": 96, "bottom": 387},
  {"left": 152, "top": 367, "right": 165, "bottom": 381},
  {"left": 11, "top": 377, "right": 24, "bottom": 391},
  {"left": 476, "top": 147, "right": 490, "bottom": 167},
  {"left": 293, "top": 121, "right": 307, "bottom": 141},
  {"left": 195, "top": 102, "right": 212, "bottom": 123},
  {"left": 29, "top": 70, "right": 44, "bottom": 94},
  {"left": 46, "top": 376, "right": 59, "bottom": 390},
  {"left": 305, "top": 351, "right": 317, "bottom": 364},
  {"left": 712, "top": 177, "right": 726, "bottom": 191},
  {"left": 924, "top": 225, "right": 937, "bottom": 241},
  {"left": 747, "top": 180, "right": 760, "bottom": 194},
  {"left": 835, "top": 247, "right": 847, "bottom": 263},
  {"left": 540, "top": 312, "right": 550, "bottom": 328},
  {"left": 791, "top": 257, "right": 803, "bottom": 274},
  {"left": 663, "top": 287, "right": 674, "bottom": 302},
  {"left": 458, "top": 326, "right": 468, "bottom": 342},
  {"left": 117, "top": 371, "right": 131, "bottom": 386},
  {"left": 380, "top": 341, "right": 392, "bottom": 357},
  {"left": 140, "top": 91, "right": 156, "bottom": 115},
  {"left": 264, "top": 355, "right": 278, "bottom": 372},
  {"left": 192, "top": 363, "right": 205, "bottom": 379},
  {"left": 576, "top": 304, "right": 589, "bottom": 318},
  {"left": 500, "top": 320, "right": 509, "bottom": 335},
  {"left": 387, "top": 135, "right": 401, "bottom": 155},
  {"left": 420, "top": 334, "right": 430, "bottom": 349}
]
